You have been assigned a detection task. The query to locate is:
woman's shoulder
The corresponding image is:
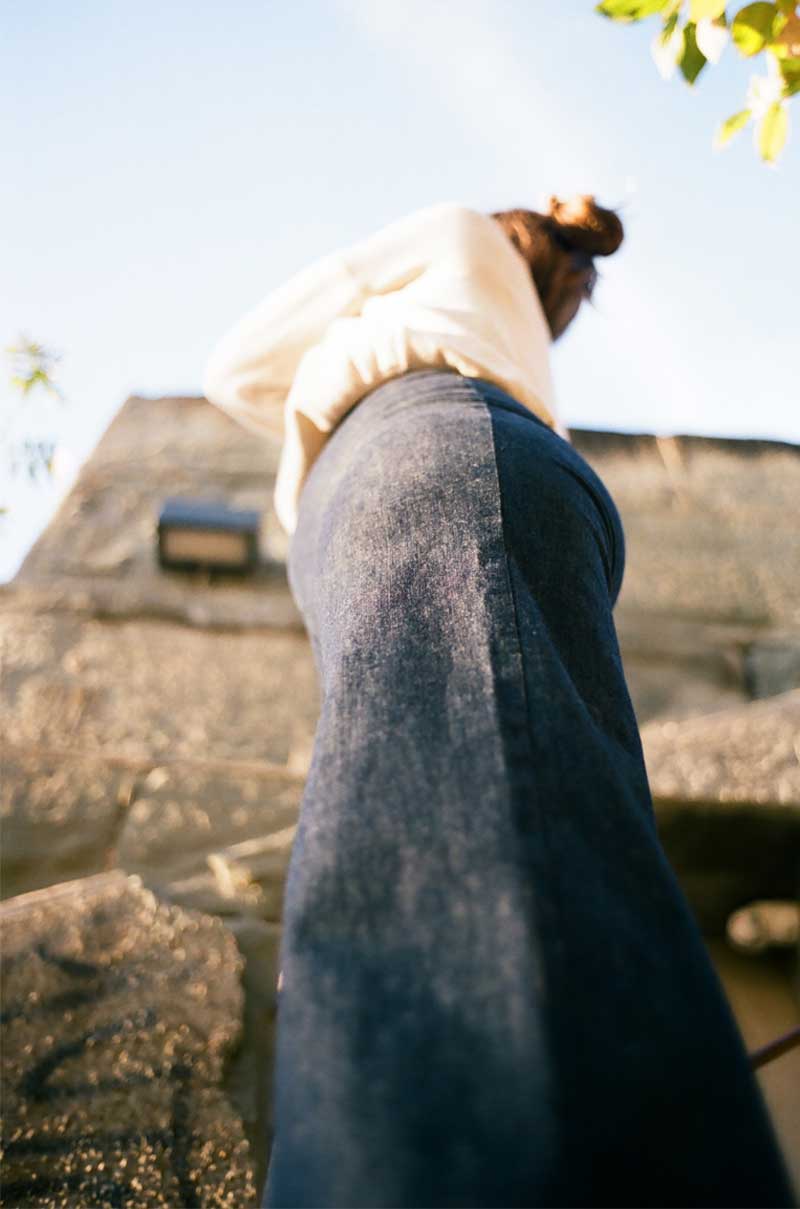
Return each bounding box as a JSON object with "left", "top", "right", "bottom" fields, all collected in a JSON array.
[
  {"left": 358, "top": 202, "right": 502, "bottom": 255},
  {"left": 398, "top": 201, "right": 500, "bottom": 248},
  {"left": 414, "top": 205, "right": 526, "bottom": 285},
  {"left": 342, "top": 202, "right": 510, "bottom": 298}
]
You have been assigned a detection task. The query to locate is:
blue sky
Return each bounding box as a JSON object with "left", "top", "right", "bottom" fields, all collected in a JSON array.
[{"left": 2, "top": 0, "right": 797, "bottom": 579}]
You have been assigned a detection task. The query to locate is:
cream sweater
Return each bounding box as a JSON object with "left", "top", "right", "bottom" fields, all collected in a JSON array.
[{"left": 202, "top": 202, "right": 565, "bottom": 535}]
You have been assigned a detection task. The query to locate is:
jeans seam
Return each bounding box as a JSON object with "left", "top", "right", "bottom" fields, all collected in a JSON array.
[{"left": 479, "top": 394, "right": 568, "bottom": 1122}]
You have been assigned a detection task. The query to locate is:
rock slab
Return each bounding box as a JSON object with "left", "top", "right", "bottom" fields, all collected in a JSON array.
[{"left": 0, "top": 872, "right": 256, "bottom": 1208}]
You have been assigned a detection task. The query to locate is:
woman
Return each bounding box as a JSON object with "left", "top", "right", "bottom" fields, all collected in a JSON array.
[{"left": 203, "top": 199, "right": 793, "bottom": 1208}]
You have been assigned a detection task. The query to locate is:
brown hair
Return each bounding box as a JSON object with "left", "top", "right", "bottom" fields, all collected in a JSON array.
[{"left": 491, "top": 196, "right": 624, "bottom": 342}]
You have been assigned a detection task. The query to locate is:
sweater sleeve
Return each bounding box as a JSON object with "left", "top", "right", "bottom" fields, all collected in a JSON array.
[
  {"left": 202, "top": 202, "right": 473, "bottom": 441},
  {"left": 202, "top": 247, "right": 364, "bottom": 441}
]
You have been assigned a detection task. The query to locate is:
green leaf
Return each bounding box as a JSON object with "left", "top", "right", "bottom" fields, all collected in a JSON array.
[
  {"left": 690, "top": 0, "right": 727, "bottom": 18},
  {"left": 731, "top": 2, "right": 780, "bottom": 54},
  {"left": 758, "top": 98, "right": 789, "bottom": 158},
  {"left": 714, "top": 107, "right": 752, "bottom": 145},
  {"left": 595, "top": 0, "right": 670, "bottom": 20},
  {"left": 778, "top": 53, "right": 800, "bottom": 92},
  {"left": 679, "top": 21, "right": 709, "bottom": 79}
]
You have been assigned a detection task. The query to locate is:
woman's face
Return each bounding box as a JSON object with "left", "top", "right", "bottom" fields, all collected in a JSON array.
[
  {"left": 547, "top": 259, "right": 597, "bottom": 343},
  {"left": 549, "top": 292, "right": 583, "bottom": 342}
]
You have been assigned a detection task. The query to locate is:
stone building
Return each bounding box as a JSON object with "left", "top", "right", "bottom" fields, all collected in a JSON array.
[{"left": 2, "top": 393, "right": 798, "bottom": 1205}]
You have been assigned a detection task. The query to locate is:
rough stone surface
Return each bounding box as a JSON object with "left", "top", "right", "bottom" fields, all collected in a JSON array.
[
  {"left": 643, "top": 692, "right": 800, "bottom": 932},
  {"left": 0, "top": 872, "right": 256, "bottom": 1208},
  {"left": 117, "top": 765, "right": 301, "bottom": 923},
  {"left": 612, "top": 613, "right": 752, "bottom": 724},
  {"left": 1, "top": 748, "right": 127, "bottom": 901},
  {"left": 10, "top": 396, "right": 298, "bottom": 630},
  {"left": 642, "top": 689, "right": 800, "bottom": 808},
  {"left": 575, "top": 429, "right": 800, "bottom": 630},
  {"left": 12, "top": 397, "right": 800, "bottom": 658},
  {"left": 744, "top": 638, "right": 800, "bottom": 700},
  {"left": 0, "top": 607, "right": 319, "bottom": 768}
]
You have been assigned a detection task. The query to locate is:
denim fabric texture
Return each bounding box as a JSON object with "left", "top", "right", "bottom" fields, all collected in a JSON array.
[{"left": 263, "top": 369, "right": 793, "bottom": 1208}]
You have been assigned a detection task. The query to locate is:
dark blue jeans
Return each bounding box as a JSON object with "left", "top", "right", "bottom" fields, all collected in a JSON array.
[{"left": 264, "top": 370, "right": 792, "bottom": 1208}]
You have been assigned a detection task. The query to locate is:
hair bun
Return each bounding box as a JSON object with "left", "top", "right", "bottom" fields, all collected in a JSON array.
[{"left": 546, "top": 195, "right": 623, "bottom": 257}]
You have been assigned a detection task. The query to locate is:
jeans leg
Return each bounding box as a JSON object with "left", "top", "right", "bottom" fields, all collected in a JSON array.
[
  {"left": 485, "top": 394, "right": 793, "bottom": 1207},
  {"left": 264, "top": 371, "right": 793, "bottom": 1209}
]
